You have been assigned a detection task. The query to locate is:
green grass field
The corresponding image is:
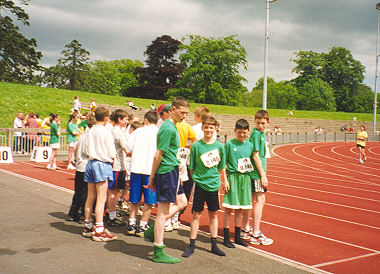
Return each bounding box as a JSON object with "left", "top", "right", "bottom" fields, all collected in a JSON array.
[{"left": 0, "top": 81, "right": 378, "bottom": 128}]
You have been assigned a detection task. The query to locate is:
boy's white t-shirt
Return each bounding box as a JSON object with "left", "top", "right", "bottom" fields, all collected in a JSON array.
[
  {"left": 112, "top": 126, "right": 127, "bottom": 171},
  {"left": 76, "top": 130, "right": 90, "bottom": 172},
  {"left": 126, "top": 125, "right": 158, "bottom": 175},
  {"left": 85, "top": 125, "right": 116, "bottom": 163}
]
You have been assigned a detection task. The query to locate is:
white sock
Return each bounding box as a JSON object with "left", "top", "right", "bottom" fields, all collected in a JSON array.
[
  {"left": 129, "top": 218, "right": 136, "bottom": 225},
  {"left": 140, "top": 220, "right": 148, "bottom": 227},
  {"left": 154, "top": 242, "right": 164, "bottom": 247},
  {"left": 85, "top": 221, "right": 92, "bottom": 229},
  {"left": 95, "top": 222, "right": 104, "bottom": 233},
  {"left": 109, "top": 211, "right": 117, "bottom": 220}
]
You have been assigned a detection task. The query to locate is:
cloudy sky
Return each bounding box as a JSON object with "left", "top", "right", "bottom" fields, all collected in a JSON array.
[{"left": 18, "top": 0, "right": 378, "bottom": 91}]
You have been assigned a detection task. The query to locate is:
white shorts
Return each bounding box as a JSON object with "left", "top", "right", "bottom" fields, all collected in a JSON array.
[
  {"left": 68, "top": 141, "right": 78, "bottom": 148},
  {"left": 50, "top": 143, "right": 60, "bottom": 149}
]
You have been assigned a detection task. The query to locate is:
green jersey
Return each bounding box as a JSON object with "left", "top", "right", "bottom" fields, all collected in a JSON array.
[
  {"left": 249, "top": 128, "right": 266, "bottom": 179},
  {"left": 66, "top": 122, "right": 79, "bottom": 143},
  {"left": 189, "top": 139, "right": 226, "bottom": 192},
  {"left": 49, "top": 122, "right": 59, "bottom": 144},
  {"left": 156, "top": 119, "right": 180, "bottom": 174},
  {"left": 78, "top": 119, "right": 88, "bottom": 131},
  {"left": 225, "top": 139, "right": 254, "bottom": 174}
]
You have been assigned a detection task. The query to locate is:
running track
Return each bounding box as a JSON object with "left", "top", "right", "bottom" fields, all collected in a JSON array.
[{"left": 1, "top": 142, "right": 379, "bottom": 273}]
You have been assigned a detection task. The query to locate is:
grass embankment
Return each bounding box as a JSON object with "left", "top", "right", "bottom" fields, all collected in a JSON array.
[{"left": 0, "top": 81, "right": 378, "bottom": 128}]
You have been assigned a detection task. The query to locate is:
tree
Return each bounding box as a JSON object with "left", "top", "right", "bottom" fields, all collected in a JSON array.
[
  {"left": 169, "top": 35, "right": 248, "bottom": 105},
  {"left": 130, "top": 35, "right": 183, "bottom": 99},
  {"left": 253, "top": 77, "right": 298, "bottom": 109},
  {"left": 57, "top": 39, "right": 90, "bottom": 90},
  {"left": 296, "top": 79, "right": 336, "bottom": 111},
  {"left": 291, "top": 47, "right": 365, "bottom": 112},
  {"left": 79, "top": 59, "right": 143, "bottom": 96},
  {"left": 0, "top": 0, "right": 42, "bottom": 83},
  {"left": 350, "top": 84, "right": 377, "bottom": 113}
]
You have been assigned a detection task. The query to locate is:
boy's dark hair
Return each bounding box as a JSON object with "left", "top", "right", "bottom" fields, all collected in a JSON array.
[
  {"left": 172, "top": 96, "right": 190, "bottom": 108},
  {"left": 94, "top": 106, "right": 110, "bottom": 121},
  {"left": 50, "top": 113, "right": 59, "bottom": 123},
  {"left": 130, "top": 121, "right": 142, "bottom": 130},
  {"left": 202, "top": 115, "right": 218, "bottom": 126},
  {"left": 235, "top": 119, "right": 249, "bottom": 130},
  {"left": 68, "top": 113, "right": 78, "bottom": 125},
  {"left": 111, "top": 109, "right": 128, "bottom": 123},
  {"left": 144, "top": 110, "right": 158, "bottom": 124},
  {"left": 86, "top": 114, "right": 96, "bottom": 128},
  {"left": 255, "top": 110, "right": 270, "bottom": 121}
]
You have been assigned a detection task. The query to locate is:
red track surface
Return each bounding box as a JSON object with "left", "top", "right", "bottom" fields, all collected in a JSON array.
[{"left": 1, "top": 142, "right": 379, "bottom": 273}]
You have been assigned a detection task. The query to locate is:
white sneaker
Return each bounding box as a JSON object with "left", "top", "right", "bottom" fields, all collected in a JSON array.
[
  {"left": 164, "top": 222, "right": 173, "bottom": 232},
  {"left": 250, "top": 231, "right": 273, "bottom": 246},
  {"left": 359, "top": 159, "right": 364, "bottom": 164},
  {"left": 46, "top": 164, "right": 51, "bottom": 169},
  {"left": 67, "top": 164, "right": 76, "bottom": 170},
  {"left": 172, "top": 220, "right": 180, "bottom": 230}
]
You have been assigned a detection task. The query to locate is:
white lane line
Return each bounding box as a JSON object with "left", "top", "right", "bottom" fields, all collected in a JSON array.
[
  {"left": 295, "top": 146, "right": 379, "bottom": 179},
  {"left": 333, "top": 144, "right": 380, "bottom": 163},
  {"left": 368, "top": 147, "right": 380, "bottom": 156},
  {"left": 0, "top": 168, "right": 74, "bottom": 194},
  {"left": 271, "top": 180, "right": 380, "bottom": 203},
  {"left": 312, "top": 145, "right": 380, "bottom": 172},
  {"left": 260, "top": 220, "right": 380, "bottom": 253},
  {"left": 272, "top": 147, "right": 377, "bottom": 186},
  {"left": 271, "top": 191, "right": 380, "bottom": 214},
  {"left": 312, "top": 252, "right": 380, "bottom": 268},
  {"left": 267, "top": 203, "right": 380, "bottom": 230},
  {"left": 23, "top": 162, "right": 76, "bottom": 176},
  {"left": 269, "top": 170, "right": 380, "bottom": 192}
]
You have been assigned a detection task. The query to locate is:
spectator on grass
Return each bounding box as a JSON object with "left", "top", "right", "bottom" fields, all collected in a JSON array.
[
  {"left": 150, "top": 103, "right": 157, "bottom": 111},
  {"left": 314, "top": 126, "right": 323, "bottom": 134},
  {"left": 90, "top": 99, "right": 96, "bottom": 112},
  {"left": 73, "top": 96, "right": 81, "bottom": 111},
  {"left": 288, "top": 109, "right": 293, "bottom": 118},
  {"left": 128, "top": 100, "right": 140, "bottom": 111}
]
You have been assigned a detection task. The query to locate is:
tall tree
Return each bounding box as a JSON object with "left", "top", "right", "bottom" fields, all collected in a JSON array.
[
  {"left": 291, "top": 47, "right": 365, "bottom": 112},
  {"left": 0, "top": 0, "right": 42, "bottom": 83},
  {"left": 131, "top": 35, "right": 183, "bottom": 99},
  {"left": 169, "top": 35, "right": 248, "bottom": 105},
  {"left": 79, "top": 59, "right": 143, "bottom": 96},
  {"left": 58, "top": 39, "right": 90, "bottom": 90},
  {"left": 296, "top": 78, "right": 336, "bottom": 111}
]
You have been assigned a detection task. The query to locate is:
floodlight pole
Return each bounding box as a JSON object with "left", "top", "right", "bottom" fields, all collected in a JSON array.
[
  {"left": 263, "top": 0, "right": 277, "bottom": 110},
  {"left": 374, "top": 3, "right": 380, "bottom": 137}
]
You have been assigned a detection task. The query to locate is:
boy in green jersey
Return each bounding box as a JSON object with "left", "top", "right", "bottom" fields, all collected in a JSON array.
[
  {"left": 144, "top": 97, "right": 189, "bottom": 264},
  {"left": 222, "top": 119, "right": 252, "bottom": 248},
  {"left": 242, "top": 110, "right": 273, "bottom": 246},
  {"left": 182, "top": 115, "right": 228, "bottom": 258}
]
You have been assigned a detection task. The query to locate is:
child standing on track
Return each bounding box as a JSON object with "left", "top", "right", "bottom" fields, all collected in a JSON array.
[
  {"left": 47, "top": 114, "right": 60, "bottom": 170},
  {"left": 182, "top": 115, "right": 228, "bottom": 258},
  {"left": 66, "top": 114, "right": 96, "bottom": 222},
  {"left": 82, "top": 106, "right": 117, "bottom": 242},
  {"left": 126, "top": 110, "right": 159, "bottom": 237},
  {"left": 356, "top": 125, "right": 368, "bottom": 164},
  {"left": 144, "top": 97, "right": 189, "bottom": 264},
  {"left": 67, "top": 113, "right": 80, "bottom": 170},
  {"left": 242, "top": 110, "right": 273, "bottom": 246},
  {"left": 106, "top": 109, "right": 129, "bottom": 227},
  {"left": 222, "top": 119, "right": 252, "bottom": 248}
]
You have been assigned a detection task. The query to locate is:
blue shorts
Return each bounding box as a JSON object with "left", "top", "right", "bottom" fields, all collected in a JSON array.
[
  {"left": 109, "top": 170, "right": 126, "bottom": 190},
  {"left": 84, "top": 160, "right": 113, "bottom": 184},
  {"left": 129, "top": 173, "right": 157, "bottom": 205},
  {"left": 154, "top": 166, "right": 184, "bottom": 203}
]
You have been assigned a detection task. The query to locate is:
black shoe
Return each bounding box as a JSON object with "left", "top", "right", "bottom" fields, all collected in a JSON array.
[
  {"left": 106, "top": 216, "right": 126, "bottom": 227},
  {"left": 65, "top": 213, "right": 78, "bottom": 222}
]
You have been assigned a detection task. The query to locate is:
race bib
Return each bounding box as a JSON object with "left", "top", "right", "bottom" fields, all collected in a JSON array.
[
  {"left": 200, "top": 149, "right": 221, "bottom": 168},
  {"left": 177, "top": 147, "right": 190, "bottom": 164},
  {"left": 237, "top": 158, "right": 254, "bottom": 173}
]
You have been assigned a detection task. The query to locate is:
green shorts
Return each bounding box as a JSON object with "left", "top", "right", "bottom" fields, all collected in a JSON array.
[{"left": 222, "top": 173, "right": 252, "bottom": 209}]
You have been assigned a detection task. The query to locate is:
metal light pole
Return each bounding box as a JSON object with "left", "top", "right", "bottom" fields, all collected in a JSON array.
[
  {"left": 263, "top": 0, "right": 277, "bottom": 110},
  {"left": 374, "top": 3, "right": 380, "bottom": 136}
]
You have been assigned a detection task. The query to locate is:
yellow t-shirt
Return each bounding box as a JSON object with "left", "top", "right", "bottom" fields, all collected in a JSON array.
[
  {"left": 176, "top": 121, "right": 197, "bottom": 148},
  {"left": 356, "top": 131, "right": 368, "bottom": 147}
]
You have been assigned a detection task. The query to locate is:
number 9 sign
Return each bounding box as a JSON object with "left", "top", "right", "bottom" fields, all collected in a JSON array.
[{"left": 30, "top": 146, "right": 51, "bottom": 162}]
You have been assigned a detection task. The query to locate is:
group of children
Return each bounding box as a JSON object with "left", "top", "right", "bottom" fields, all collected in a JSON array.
[{"left": 64, "top": 96, "right": 273, "bottom": 264}]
